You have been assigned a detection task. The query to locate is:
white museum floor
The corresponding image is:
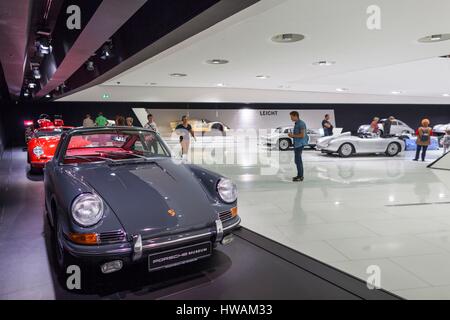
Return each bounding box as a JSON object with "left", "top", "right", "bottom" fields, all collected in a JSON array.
[{"left": 167, "top": 136, "right": 450, "bottom": 299}]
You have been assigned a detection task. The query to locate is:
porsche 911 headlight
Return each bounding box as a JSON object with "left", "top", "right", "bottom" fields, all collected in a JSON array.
[
  {"left": 33, "top": 146, "right": 44, "bottom": 156},
  {"left": 71, "top": 193, "right": 104, "bottom": 227},
  {"left": 217, "top": 178, "right": 237, "bottom": 203}
]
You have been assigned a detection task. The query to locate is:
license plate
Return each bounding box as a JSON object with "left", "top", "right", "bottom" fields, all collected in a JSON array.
[{"left": 148, "top": 242, "right": 212, "bottom": 271}]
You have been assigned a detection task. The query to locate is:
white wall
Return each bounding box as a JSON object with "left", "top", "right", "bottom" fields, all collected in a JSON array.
[{"left": 133, "top": 108, "right": 335, "bottom": 136}]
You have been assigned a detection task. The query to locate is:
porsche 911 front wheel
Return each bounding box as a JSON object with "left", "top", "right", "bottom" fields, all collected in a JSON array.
[
  {"left": 338, "top": 143, "right": 354, "bottom": 157},
  {"left": 386, "top": 142, "right": 400, "bottom": 157}
]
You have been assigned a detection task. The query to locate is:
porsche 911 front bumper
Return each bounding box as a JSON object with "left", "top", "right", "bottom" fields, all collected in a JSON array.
[{"left": 61, "top": 216, "right": 241, "bottom": 273}]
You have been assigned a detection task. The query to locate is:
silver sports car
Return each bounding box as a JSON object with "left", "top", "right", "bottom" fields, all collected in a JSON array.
[{"left": 316, "top": 132, "right": 405, "bottom": 157}]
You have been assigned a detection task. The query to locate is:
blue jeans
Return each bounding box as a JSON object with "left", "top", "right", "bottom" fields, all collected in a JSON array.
[
  {"left": 415, "top": 145, "right": 428, "bottom": 161},
  {"left": 294, "top": 147, "right": 304, "bottom": 177}
]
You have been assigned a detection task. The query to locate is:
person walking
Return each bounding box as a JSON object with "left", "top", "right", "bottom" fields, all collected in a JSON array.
[
  {"left": 144, "top": 114, "right": 159, "bottom": 133},
  {"left": 288, "top": 111, "right": 308, "bottom": 182},
  {"left": 82, "top": 114, "right": 95, "bottom": 127},
  {"left": 175, "top": 115, "right": 196, "bottom": 159},
  {"left": 322, "top": 114, "right": 334, "bottom": 136},
  {"left": 413, "top": 119, "right": 433, "bottom": 162},
  {"left": 95, "top": 112, "right": 108, "bottom": 127},
  {"left": 441, "top": 129, "right": 450, "bottom": 154}
]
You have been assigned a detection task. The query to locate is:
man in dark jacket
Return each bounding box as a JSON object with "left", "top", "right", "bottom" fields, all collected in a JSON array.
[{"left": 383, "top": 116, "right": 395, "bottom": 137}]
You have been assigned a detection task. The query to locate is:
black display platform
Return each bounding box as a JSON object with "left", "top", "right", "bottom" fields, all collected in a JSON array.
[{"left": 0, "top": 149, "right": 400, "bottom": 300}]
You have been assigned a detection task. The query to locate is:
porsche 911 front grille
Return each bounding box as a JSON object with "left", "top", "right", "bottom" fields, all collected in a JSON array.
[
  {"left": 99, "top": 230, "right": 126, "bottom": 244},
  {"left": 219, "top": 210, "right": 233, "bottom": 223}
]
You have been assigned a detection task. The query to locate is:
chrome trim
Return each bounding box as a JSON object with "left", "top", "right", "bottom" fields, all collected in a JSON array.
[
  {"left": 215, "top": 219, "right": 224, "bottom": 243},
  {"left": 223, "top": 217, "right": 241, "bottom": 231},
  {"left": 132, "top": 234, "right": 142, "bottom": 261},
  {"left": 141, "top": 231, "right": 212, "bottom": 251}
]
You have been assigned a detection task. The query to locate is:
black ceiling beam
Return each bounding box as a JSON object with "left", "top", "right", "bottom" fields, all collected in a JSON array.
[{"left": 0, "top": 0, "right": 32, "bottom": 97}]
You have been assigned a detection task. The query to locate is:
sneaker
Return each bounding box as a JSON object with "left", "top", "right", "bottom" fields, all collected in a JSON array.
[
  {"left": 292, "top": 176, "right": 301, "bottom": 182},
  {"left": 412, "top": 159, "right": 418, "bottom": 161}
]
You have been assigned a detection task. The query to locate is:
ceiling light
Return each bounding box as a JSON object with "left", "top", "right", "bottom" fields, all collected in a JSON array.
[
  {"left": 418, "top": 33, "right": 450, "bottom": 43},
  {"left": 313, "top": 60, "right": 335, "bottom": 66},
  {"left": 36, "top": 37, "right": 52, "bottom": 56},
  {"left": 23, "top": 90, "right": 30, "bottom": 97},
  {"left": 216, "top": 83, "right": 225, "bottom": 87},
  {"left": 170, "top": 73, "right": 187, "bottom": 77},
  {"left": 45, "top": 94, "right": 51, "bottom": 98},
  {"left": 102, "top": 93, "right": 111, "bottom": 100},
  {"left": 28, "top": 82, "right": 36, "bottom": 89},
  {"left": 206, "top": 59, "right": 229, "bottom": 65},
  {"left": 443, "top": 94, "right": 450, "bottom": 97},
  {"left": 271, "top": 33, "right": 305, "bottom": 43},
  {"left": 86, "top": 60, "right": 95, "bottom": 71},
  {"left": 32, "top": 67, "right": 41, "bottom": 80},
  {"left": 336, "top": 88, "right": 349, "bottom": 92},
  {"left": 391, "top": 91, "right": 402, "bottom": 94},
  {"left": 256, "top": 75, "right": 270, "bottom": 79},
  {"left": 100, "top": 40, "right": 113, "bottom": 60}
]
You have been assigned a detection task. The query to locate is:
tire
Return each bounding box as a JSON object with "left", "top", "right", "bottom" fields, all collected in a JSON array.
[
  {"left": 385, "top": 142, "right": 400, "bottom": 157},
  {"left": 29, "top": 165, "right": 42, "bottom": 175},
  {"left": 338, "top": 143, "right": 354, "bottom": 157},
  {"left": 278, "top": 139, "right": 291, "bottom": 151}
]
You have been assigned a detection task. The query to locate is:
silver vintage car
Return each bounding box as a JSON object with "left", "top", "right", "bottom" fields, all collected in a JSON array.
[{"left": 316, "top": 132, "right": 405, "bottom": 157}]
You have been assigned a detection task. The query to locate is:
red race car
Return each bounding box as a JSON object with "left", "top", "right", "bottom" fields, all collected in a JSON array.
[{"left": 27, "top": 126, "right": 75, "bottom": 173}]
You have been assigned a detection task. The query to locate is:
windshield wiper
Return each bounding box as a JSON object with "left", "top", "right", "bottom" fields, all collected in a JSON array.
[
  {"left": 100, "top": 151, "right": 150, "bottom": 160},
  {"left": 64, "top": 155, "right": 115, "bottom": 163}
]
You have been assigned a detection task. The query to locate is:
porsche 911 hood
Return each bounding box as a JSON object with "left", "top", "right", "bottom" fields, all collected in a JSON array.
[{"left": 73, "top": 159, "right": 217, "bottom": 238}]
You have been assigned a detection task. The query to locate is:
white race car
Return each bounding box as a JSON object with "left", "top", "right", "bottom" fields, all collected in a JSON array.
[
  {"left": 316, "top": 132, "right": 405, "bottom": 157},
  {"left": 261, "top": 126, "right": 343, "bottom": 151},
  {"left": 358, "top": 119, "right": 414, "bottom": 136},
  {"left": 433, "top": 123, "right": 450, "bottom": 135}
]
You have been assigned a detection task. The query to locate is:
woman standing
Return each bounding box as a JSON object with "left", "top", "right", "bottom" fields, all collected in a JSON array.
[
  {"left": 175, "top": 115, "right": 196, "bottom": 159},
  {"left": 413, "top": 119, "right": 432, "bottom": 162}
]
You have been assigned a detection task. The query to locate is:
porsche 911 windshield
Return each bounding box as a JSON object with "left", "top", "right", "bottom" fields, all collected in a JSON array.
[{"left": 63, "top": 130, "right": 170, "bottom": 164}]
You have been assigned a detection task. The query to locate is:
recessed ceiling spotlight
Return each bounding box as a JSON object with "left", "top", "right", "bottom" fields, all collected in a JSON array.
[
  {"left": 271, "top": 33, "right": 305, "bottom": 43},
  {"left": 216, "top": 83, "right": 225, "bottom": 87},
  {"left": 391, "top": 91, "right": 402, "bottom": 94},
  {"left": 313, "top": 60, "right": 336, "bottom": 66},
  {"left": 443, "top": 93, "right": 450, "bottom": 97},
  {"left": 45, "top": 94, "right": 51, "bottom": 98},
  {"left": 28, "top": 82, "right": 36, "bottom": 89},
  {"left": 256, "top": 75, "right": 270, "bottom": 79},
  {"left": 418, "top": 33, "right": 450, "bottom": 43},
  {"left": 206, "top": 59, "right": 229, "bottom": 65},
  {"left": 170, "top": 73, "right": 187, "bottom": 77},
  {"left": 336, "top": 88, "right": 349, "bottom": 92}
]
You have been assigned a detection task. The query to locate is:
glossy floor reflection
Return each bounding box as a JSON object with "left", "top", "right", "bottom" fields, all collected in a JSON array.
[{"left": 185, "top": 140, "right": 450, "bottom": 299}]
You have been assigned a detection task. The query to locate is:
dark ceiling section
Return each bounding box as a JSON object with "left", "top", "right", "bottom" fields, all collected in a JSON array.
[
  {"left": 0, "top": 0, "right": 32, "bottom": 98},
  {"left": 38, "top": 0, "right": 103, "bottom": 92},
  {"left": 0, "top": 0, "right": 259, "bottom": 101},
  {"left": 57, "top": 0, "right": 261, "bottom": 100},
  {"left": 63, "top": 0, "right": 221, "bottom": 94},
  {"left": 36, "top": 0, "right": 147, "bottom": 98}
]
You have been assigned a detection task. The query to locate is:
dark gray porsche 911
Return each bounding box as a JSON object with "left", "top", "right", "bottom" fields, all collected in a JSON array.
[{"left": 44, "top": 126, "right": 240, "bottom": 276}]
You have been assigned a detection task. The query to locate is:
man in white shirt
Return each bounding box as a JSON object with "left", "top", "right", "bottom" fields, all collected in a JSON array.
[{"left": 144, "top": 114, "right": 159, "bottom": 134}]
